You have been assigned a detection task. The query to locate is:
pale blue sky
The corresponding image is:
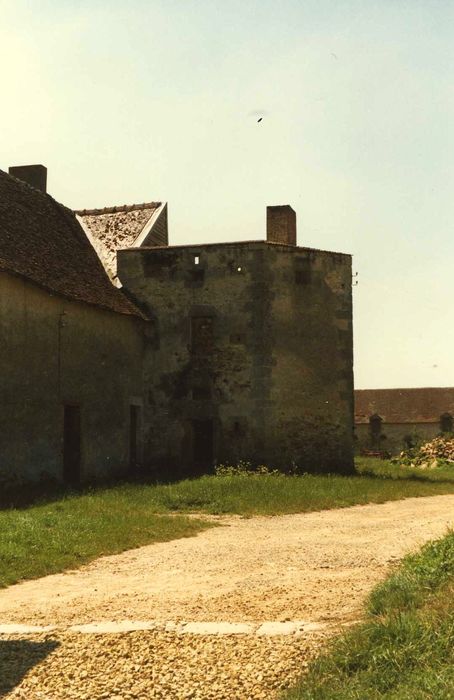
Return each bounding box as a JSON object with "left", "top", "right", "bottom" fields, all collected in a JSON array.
[{"left": 2, "top": 0, "right": 453, "bottom": 389}]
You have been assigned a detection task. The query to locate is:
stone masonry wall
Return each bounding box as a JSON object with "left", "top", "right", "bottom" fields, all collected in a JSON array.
[
  {"left": 118, "top": 242, "right": 354, "bottom": 476},
  {"left": 354, "top": 422, "right": 440, "bottom": 456}
]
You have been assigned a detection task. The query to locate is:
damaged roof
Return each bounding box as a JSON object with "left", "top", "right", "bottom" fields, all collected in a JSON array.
[
  {"left": 0, "top": 169, "right": 145, "bottom": 318},
  {"left": 355, "top": 387, "right": 454, "bottom": 424},
  {"left": 76, "top": 202, "right": 167, "bottom": 282}
]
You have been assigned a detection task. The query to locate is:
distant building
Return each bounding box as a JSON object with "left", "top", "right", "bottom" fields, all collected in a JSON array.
[{"left": 354, "top": 387, "right": 454, "bottom": 455}]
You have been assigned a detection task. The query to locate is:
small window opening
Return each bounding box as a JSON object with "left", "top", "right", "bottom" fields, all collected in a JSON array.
[
  {"left": 194, "top": 256, "right": 200, "bottom": 265},
  {"left": 295, "top": 258, "right": 311, "bottom": 285},
  {"left": 189, "top": 268, "right": 205, "bottom": 286},
  {"left": 192, "top": 385, "right": 212, "bottom": 400},
  {"left": 191, "top": 316, "right": 214, "bottom": 354},
  {"left": 232, "top": 419, "right": 246, "bottom": 437}
]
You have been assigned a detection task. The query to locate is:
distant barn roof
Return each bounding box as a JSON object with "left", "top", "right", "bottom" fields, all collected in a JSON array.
[
  {"left": 0, "top": 169, "right": 144, "bottom": 318},
  {"left": 76, "top": 202, "right": 167, "bottom": 282},
  {"left": 355, "top": 388, "right": 454, "bottom": 424}
]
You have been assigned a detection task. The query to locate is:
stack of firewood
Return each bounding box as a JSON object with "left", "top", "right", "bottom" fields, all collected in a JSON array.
[
  {"left": 396, "top": 435, "right": 454, "bottom": 468},
  {"left": 418, "top": 436, "right": 454, "bottom": 462}
]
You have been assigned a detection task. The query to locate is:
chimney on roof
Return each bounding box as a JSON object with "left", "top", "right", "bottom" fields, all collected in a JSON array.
[
  {"left": 9, "top": 165, "right": 47, "bottom": 193},
  {"left": 266, "top": 205, "right": 296, "bottom": 246}
]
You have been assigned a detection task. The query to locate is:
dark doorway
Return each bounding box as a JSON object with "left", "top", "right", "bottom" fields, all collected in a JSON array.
[
  {"left": 63, "top": 405, "right": 81, "bottom": 485},
  {"left": 192, "top": 419, "right": 214, "bottom": 473},
  {"left": 440, "top": 413, "right": 453, "bottom": 433},
  {"left": 129, "top": 405, "right": 141, "bottom": 472}
]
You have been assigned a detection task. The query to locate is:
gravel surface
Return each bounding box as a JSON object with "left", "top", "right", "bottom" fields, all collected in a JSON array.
[
  {"left": 1, "top": 495, "right": 454, "bottom": 699},
  {"left": 1, "top": 630, "right": 326, "bottom": 700},
  {"left": 1, "top": 495, "right": 453, "bottom": 628}
]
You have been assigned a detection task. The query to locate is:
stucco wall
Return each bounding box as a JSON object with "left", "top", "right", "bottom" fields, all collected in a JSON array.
[
  {"left": 118, "top": 242, "right": 353, "bottom": 475},
  {"left": 0, "top": 272, "right": 145, "bottom": 483}
]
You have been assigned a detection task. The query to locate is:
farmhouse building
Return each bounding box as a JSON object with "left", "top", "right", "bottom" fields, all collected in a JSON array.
[
  {"left": 1, "top": 164, "right": 354, "bottom": 483},
  {"left": 0, "top": 166, "right": 147, "bottom": 485},
  {"left": 355, "top": 387, "right": 454, "bottom": 455}
]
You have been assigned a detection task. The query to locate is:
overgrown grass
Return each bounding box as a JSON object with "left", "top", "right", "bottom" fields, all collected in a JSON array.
[
  {"left": 356, "top": 456, "right": 454, "bottom": 483},
  {"left": 1, "top": 458, "right": 454, "bottom": 588},
  {"left": 148, "top": 463, "right": 454, "bottom": 516},
  {"left": 284, "top": 531, "right": 454, "bottom": 700}
]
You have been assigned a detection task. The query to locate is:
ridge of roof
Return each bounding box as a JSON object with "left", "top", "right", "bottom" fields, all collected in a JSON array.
[
  {"left": 75, "top": 202, "right": 161, "bottom": 216},
  {"left": 354, "top": 387, "right": 454, "bottom": 424}
]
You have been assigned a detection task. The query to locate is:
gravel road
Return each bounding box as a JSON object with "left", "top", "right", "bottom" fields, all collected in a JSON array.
[{"left": 1, "top": 494, "right": 454, "bottom": 699}]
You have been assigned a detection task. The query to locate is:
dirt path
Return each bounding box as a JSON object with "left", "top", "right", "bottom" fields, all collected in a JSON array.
[
  {"left": 2, "top": 495, "right": 454, "bottom": 699},
  {"left": 2, "top": 495, "right": 454, "bottom": 627}
]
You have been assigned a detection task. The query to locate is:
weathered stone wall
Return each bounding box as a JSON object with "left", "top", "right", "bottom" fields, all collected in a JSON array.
[
  {"left": 266, "top": 246, "right": 354, "bottom": 472},
  {"left": 0, "top": 272, "right": 145, "bottom": 484},
  {"left": 355, "top": 422, "right": 440, "bottom": 455},
  {"left": 118, "top": 241, "right": 353, "bottom": 475}
]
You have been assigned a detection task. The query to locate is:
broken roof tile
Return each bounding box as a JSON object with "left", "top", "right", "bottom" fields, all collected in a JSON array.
[{"left": 76, "top": 202, "right": 164, "bottom": 281}]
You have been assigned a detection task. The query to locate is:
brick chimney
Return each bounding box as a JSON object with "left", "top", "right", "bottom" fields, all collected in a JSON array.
[
  {"left": 9, "top": 165, "right": 47, "bottom": 193},
  {"left": 266, "top": 205, "right": 296, "bottom": 246}
]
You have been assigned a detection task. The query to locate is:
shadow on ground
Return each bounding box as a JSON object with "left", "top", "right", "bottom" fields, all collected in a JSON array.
[{"left": 0, "top": 638, "right": 59, "bottom": 696}]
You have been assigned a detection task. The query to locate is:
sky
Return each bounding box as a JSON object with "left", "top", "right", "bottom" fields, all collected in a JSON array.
[{"left": 1, "top": 0, "right": 453, "bottom": 389}]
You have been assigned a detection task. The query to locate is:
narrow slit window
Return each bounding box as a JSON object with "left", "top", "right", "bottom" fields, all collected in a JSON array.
[{"left": 194, "top": 256, "right": 200, "bottom": 265}]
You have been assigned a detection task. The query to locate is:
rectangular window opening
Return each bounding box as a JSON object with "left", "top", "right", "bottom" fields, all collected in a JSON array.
[
  {"left": 295, "top": 258, "right": 311, "bottom": 285},
  {"left": 190, "top": 268, "right": 205, "bottom": 286},
  {"left": 192, "top": 385, "right": 212, "bottom": 400},
  {"left": 191, "top": 316, "right": 214, "bottom": 354}
]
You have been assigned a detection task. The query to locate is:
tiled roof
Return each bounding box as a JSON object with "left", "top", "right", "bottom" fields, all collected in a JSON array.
[
  {"left": 355, "top": 388, "right": 454, "bottom": 424},
  {"left": 0, "top": 169, "right": 144, "bottom": 318},
  {"left": 76, "top": 202, "right": 165, "bottom": 282}
]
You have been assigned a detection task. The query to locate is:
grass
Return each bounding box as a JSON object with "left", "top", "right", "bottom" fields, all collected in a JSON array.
[
  {"left": 0, "top": 489, "right": 213, "bottom": 588},
  {"left": 283, "top": 530, "right": 454, "bottom": 700},
  {"left": 149, "top": 460, "right": 454, "bottom": 516},
  {"left": 1, "top": 458, "right": 454, "bottom": 588}
]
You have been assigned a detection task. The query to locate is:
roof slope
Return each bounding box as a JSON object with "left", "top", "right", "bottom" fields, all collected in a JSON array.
[
  {"left": 0, "top": 169, "right": 143, "bottom": 317},
  {"left": 355, "top": 387, "right": 454, "bottom": 424},
  {"left": 76, "top": 202, "right": 167, "bottom": 282}
]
